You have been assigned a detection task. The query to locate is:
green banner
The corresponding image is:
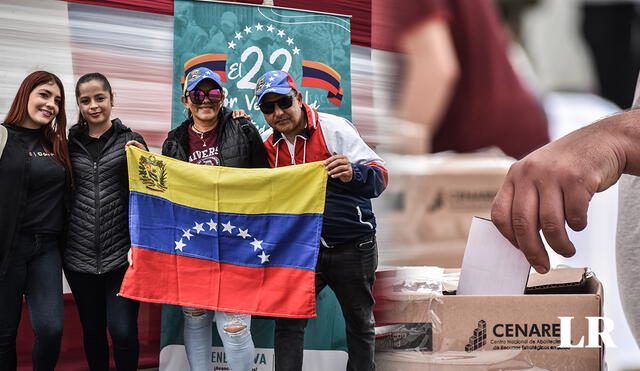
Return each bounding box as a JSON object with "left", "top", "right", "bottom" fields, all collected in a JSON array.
[
  {"left": 164, "top": 2, "right": 352, "bottom": 368},
  {"left": 172, "top": 0, "right": 352, "bottom": 133}
]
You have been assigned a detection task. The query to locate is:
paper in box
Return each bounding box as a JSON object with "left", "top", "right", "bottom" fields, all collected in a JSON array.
[{"left": 374, "top": 267, "right": 604, "bottom": 370}]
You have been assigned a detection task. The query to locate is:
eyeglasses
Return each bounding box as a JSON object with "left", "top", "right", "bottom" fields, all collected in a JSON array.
[
  {"left": 258, "top": 95, "right": 294, "bottom": 114},
  {"left": 187, "top": 89, "right": 223, "bottom": 105}
]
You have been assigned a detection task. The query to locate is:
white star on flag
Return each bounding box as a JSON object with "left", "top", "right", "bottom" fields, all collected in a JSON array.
[
  {"left": 250, "top": 238, "right": 263, "bottom": 251},
  {"left": 182, "top": 229, "right": 193, "bottom": 240},
  {"left": 193, "top": 222, "right": 205, "bottom": 234},
  {"left": 292, "top": 47, "right": 300, "bottom": 55},
  {"left": 268, "top": 76, "right": 275, "bottom": 81},
  {"left": 207, "top": 219, "right": 217, "bottom": 231},
  {"left": 267, "top": 24, "right": 274, "bottom": 32},
  {"left": 244, "top": 26, "right": 252, "bottom": 34},
  {"left": 286, "top": 37, "right": 294, "bottom": 45},
  {"left": 255, "top": 23, "right": 263, "bottom": 31},
  {"left": 222, "top": 221, "right": 236, "bottom": 234},
  {"left": 228, "top": 41, "right": 236, "bottom": 49},
  {"left": 257, "top": 251, "right": 270, "bottom": 264},
  {"left": 237, "top": 228, "right": 251, "bottom": 239},
  {"left": 175, "top": 239, "right": 186, "bottom": 251},
  {"left": 234, "top": 32, "right": 243, "bottom": 40},
  {"left": 265, "top": 83, "right": 271, "bottom": 88},
  {"left": 277, "top": 30, "right": 285, "bottom": 37}
]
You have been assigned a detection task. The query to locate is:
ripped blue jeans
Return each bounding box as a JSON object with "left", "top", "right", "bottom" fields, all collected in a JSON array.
[{"left": 182, "top": 307, "right": 255, "bottom": 371}]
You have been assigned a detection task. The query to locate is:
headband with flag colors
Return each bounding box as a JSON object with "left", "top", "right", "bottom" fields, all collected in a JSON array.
[
  {"left": 301, "top": 60, "right": 344, "bottom": 106},
  {"left": 181, "top": 53, "right": 227, "bottom": 91},
  {"left": 119, "top": 146, "right": 328, "bottom": 318}
]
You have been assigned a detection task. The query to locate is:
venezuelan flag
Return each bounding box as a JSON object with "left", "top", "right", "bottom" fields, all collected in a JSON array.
[
  {"left": 119, "top": 146, "right": 327, "bottom": 318},
  {"left": 182, "top": 53, "right": 228, "bottom": 83},
  {"left": 301, "top": 60, "right": 341, "bottom": 96},
  {"left": 327, "top": 87, "right": 344, "bottom": 106},
  {"left": 301, "top": 60, "right": 345, "bottom": 106}
]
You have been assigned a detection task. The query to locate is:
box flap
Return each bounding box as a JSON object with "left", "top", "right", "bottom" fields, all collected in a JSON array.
[{"left": 526, "top": 267, "right": 586, "bottom": 289}]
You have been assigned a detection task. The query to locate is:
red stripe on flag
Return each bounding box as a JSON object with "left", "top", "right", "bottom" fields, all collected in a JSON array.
[
  {"left": 119, "top": 247, "right": 317, "bottom": 318},
  {"left": 301, "top": 76, "right": 339, "bottom": 95}
]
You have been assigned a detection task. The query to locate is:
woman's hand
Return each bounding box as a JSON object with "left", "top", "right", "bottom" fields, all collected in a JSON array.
[{"left": 125, "top": 140, "right": 146, "bottom": 150}]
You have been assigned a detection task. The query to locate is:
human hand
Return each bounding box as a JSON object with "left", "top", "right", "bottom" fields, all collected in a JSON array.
[
  {"left": 491, "top": 120, "right": 627, "bottom": 274},
  {"left": 232, "top": 109, "right": 252, "bottom": 120},
  {"left": 127, "top": 248, "right": 133, "bottom": 266},
  {"left": 324, "top": 155, "right": 353, "bottom": 182},
  {"left": 125, "top": 140, "right": 146, "bottom": 150}
]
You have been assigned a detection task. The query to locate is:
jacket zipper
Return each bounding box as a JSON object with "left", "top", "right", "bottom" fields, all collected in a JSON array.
[{"left": 93, "top": 160, "right": 102, "bottom": 274}]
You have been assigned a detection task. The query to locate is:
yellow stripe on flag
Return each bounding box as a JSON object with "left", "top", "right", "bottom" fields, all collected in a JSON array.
[{"left": 126, "top": 146, "right": 327, "bottom": 215}]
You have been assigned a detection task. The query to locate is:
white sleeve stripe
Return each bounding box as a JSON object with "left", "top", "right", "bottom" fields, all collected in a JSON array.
[{"left": 318, "top": 112, "right": 384, "bottom": 166}]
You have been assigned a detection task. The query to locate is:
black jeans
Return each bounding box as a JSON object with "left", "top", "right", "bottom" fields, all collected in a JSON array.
[
  {"left": 275, "top": 235, "right": 377, "bottom": 371},
  {"left": 0, "top": 233, "right": 64, "bottom": 371},
  {"left": 64, "top": 265, "right": 140, "bottom": 371}
]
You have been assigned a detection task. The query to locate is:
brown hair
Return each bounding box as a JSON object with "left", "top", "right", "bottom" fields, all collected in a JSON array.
[{"left": 4, "top": 71, "right": 72, "bottom": 173}]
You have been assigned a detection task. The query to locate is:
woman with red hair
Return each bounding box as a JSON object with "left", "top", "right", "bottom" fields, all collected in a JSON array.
[{"left": 0, "top": 71, "right": 72, "bottom": 371}]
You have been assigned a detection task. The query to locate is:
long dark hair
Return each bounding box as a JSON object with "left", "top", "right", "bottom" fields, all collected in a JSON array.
[
  {"left": 74, "top": 72, "right": 113, "bottom": 127},
  {"left": 4, "top": 71, "right": 72, "bottom": 172}
]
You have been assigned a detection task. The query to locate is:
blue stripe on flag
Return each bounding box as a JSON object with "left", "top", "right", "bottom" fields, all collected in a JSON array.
[
  {"left": 301, "top": 67, "right": 341, "bottom": 88},
  {"left": 129, "top": 192, "right": 321, "bottom": 271}
]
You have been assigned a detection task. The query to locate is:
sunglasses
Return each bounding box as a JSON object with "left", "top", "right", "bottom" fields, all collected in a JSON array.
[
  {"left": 187, "top": 89, "right": 223, "bottom": 105},
  {"left": 258, "top": 95, "right": 295, "bottom": 114}
]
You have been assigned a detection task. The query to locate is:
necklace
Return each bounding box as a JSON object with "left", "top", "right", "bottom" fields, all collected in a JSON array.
[{"left": 191, "top": 124, "right": 213, "bottom": 148}]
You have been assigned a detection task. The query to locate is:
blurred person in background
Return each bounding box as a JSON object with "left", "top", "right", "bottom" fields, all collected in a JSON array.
[
  {"left": 582, "top": 0, "right": 640, "bottom": 109},
  {"left": 374, "top": 0, "right": 549, "bottom": 159},
  {"left": 161, "top": 67, "right": 267, "bottom": 371},
  {"left": 0, "top": 71, "right": 71, "bottom": 371},
  {"left": 64, "top": 72, "right": 147, "bottom": 371}
]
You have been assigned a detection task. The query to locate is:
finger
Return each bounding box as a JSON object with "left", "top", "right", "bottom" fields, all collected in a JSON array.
[
  {"left": 126, "top": 140, "right": 144, "bottom": 150},
  {"left": 327, "top": 162, "right": 350, "bottom": 175},
  {"left": 538, "top": 185, "right": 575, "bottom": 258},
  {"left": 329, "top": 165, "right": 351, "bottom": 177},
  {"left": 563, "top": 186, "right": 591, "bottom": 232},
  {"left": 511, "top": 183, "right": 549, "bottom": 273},
  {"left": 491, "top": 181, "right": 517, "bottom": 247},
  {"left": 324, "top": 157, "right": 348, "bottom": 171},
  {"left": 323, "top": 155, "right": 339, "bottom": 166}
]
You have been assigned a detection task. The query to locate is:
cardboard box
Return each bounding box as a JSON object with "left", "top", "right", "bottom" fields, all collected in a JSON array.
[
  {"left": 374, "top": 268, "right": 604, "bottom": 371},
  {"left": 377, "top": 152, "right": 513, "bottom": 268}
]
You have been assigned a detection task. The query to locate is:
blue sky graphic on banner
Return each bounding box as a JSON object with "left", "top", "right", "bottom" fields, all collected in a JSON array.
[{"left": 172, "top": 0, "right": 352, "bottom": 133}]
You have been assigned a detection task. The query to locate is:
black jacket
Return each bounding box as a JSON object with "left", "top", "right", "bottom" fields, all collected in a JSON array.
[
  {"left": 65, "top": 119, "right": 146, "bottom": 274},
  {"left": 162, "top": 107, "right": 268, "bottom": 168},
  {"left": 0, "top": 123, "right": 70, "bottom": 280}
]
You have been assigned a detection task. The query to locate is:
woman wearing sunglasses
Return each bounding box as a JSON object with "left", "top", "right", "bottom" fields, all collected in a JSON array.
[{"left": 161, "top": 67, "right": 267, "bottom": 371}]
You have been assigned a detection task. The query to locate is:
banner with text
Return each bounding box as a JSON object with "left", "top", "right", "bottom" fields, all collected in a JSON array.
[{"left": 172, "top": 0, "right": 352, "bottom": 132}]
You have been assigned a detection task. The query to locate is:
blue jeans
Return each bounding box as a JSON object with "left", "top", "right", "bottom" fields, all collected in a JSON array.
[
  {"left": 65, "top": 266, "right": 140, "bottom": 371},
  {"left": 182, "top": 308, "right": 255, "bottom": 371},
  {"left": 274, "top": 235, "right": 378, "bottom": 371},
  {"left": 0, "top": 233, "right": 64, "bottom": 371}
]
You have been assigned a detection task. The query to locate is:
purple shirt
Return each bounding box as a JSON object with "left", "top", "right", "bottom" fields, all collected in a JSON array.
[{"left": 188, "top": 124, "right": 221, "bottom": 166}]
